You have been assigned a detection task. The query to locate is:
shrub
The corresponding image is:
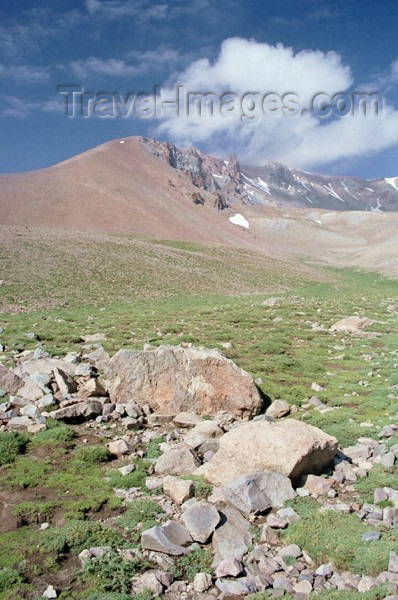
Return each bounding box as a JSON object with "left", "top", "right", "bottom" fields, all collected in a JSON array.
[
  {"left": 172, "top": 548, "right": 213, "bottom": 580},
  {"left": 0, "top": 567, "right": 24, "bottom": 592},
  {"left": 0, "top": 431, "right": 30, "bottom": 465},
  {"left": 72, "top": 445, "right": 112, "bottom": 467},
  {"left": 83, "top": 551, "right": 146, "bottom": 594},
  {"left": 120, "top": 499, "right": 163, "bottom": 543},
  {"left": 41, "top": 520, "right": 125, "bottom": 555},
  {"left": 29, "top": 424, "right": 77, "bottom": 447}
]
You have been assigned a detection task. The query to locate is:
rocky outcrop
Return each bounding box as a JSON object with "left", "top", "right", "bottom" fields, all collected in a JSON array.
[
  {"left": 106, "top": 344, "right": 263, "bottom": 417},
  {"left": 205, "top": 419, "right": 338, "bottom": 485}
]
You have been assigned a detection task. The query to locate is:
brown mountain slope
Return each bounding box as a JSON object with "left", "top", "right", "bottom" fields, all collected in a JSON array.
[
  {"left": 0, "top": 136, "right": 253, "bottom": 247},
  {"left": 1, "top": 135, "right": 398, "bottom": 277}
]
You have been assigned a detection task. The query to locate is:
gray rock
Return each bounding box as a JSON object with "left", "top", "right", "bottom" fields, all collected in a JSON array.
[
  {"left": 193, "top": 572, "right": 212, "bottom": 592},
  {"left": 316, "top": 564, "right": 334, "bottom": 577},
  {"left": 106, "top": 344, "right": 263, "bottom": 418},
  {"left": 279, "top": 544, "right": 302, "bottom": 559},
  {"left": 362, "top": 532, "right": 381, "bottom": 542},
  {"left": 266, "top": 399, "right": 290, "bottom": 419},
  {"left": 7, "top": 415, "right": 34, "bottom": 429},
  {"left": 53, "top": 367, "right": 77, "bottom": 395},
  {"left": 37, "top": 394, "right": 56, "bottom": 410},
  {"left": 212, "top": 507, "right": 252, "bottom": 567},
  {"left": 141, "top": 520, "right": 192, "bottom": 556},
  {"left": 155, "top": 443, "right": 200, "bottom": 476},
  {"left": 222, "top": 471, "right": 295, "bottom": 515},
  {"left": 389, "top": 551, "right": 398, "bottom": 573},
  {"left": 182, "top": 500, "right": 220, "bottom": 543},
  {"left": 20, "top": 404, "right": 40, "bottom": 419},
  {"left": 215, "top": 576, "right": 258, "bottom": 595},
  {"left": 49, "top": 400, "right": 102, "bottom": 421}
]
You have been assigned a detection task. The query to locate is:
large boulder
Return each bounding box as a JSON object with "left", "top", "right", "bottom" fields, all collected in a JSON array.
[
  {"left": 205, "top": 419, "right": 338, "bottom": 485},
  {"left": 106, "top": 344, "right": 263, "bottom": 417}
]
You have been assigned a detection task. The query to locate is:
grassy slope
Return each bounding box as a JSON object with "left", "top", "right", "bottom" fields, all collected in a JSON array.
[{"left": 1, "top": 228, "right": 398, "bottom": 598}]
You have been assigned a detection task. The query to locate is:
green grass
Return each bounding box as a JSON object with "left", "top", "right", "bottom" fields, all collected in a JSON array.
[
  {"left": 2, "top": 232, "right": 398, "bottom": 598},
  {"left": 172, "top": 548, "right": 213, "bottom": 580},
  {"left": 120, "top": 499, "right": 164, "bottom": 543},
  {"left": 284, "top": 497, "right": 398, "bottom": 575}
]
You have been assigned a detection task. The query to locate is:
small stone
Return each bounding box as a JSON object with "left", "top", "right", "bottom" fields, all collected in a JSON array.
[
  {"left": 7, "top": 415, "right": 33, "bottom": 430},
  {"left": 294, "top": 580, "right": 313, "bottom": 594},
  {"left": 362, "top": 532, "right": 381, "bottom": 542},
  {"left": 374, "top": 488, "right": 388, "bottom": 504},
  {"left": 155, "top": 443, "right": 200, "bottom": 476},
  {"left": 279, "top": 544, "right": 302, "bottom": 559},
  {"left": 42, "top": 585, "right": 57, "bottom": 599},
  {"left": 40, "top": 522, "right": 50, "bottom": 530},
  {"left": 20, "top": 404, "right": 40, "bottom": 419},
  {"left": 266, "top": 399, "right": 290, "bottom": 419},
  {"left": 80, "top": 378, "right": 107, "bottom": 398},
  {"left": 141, "top": 520, "right": 192, "bottom": 556},
  {"left": 28, "top": 423, "right": 47, "bottom": 434},
  {"left": 132, "top": 571, "right": 163, "bottom": 595},
  {"left": 174, "top": 412, "right": 204, "bottom": 428},
  {"left": 163, "top": 476, "right": 194, "bottom": 505},
  {"left": 108, "top": 439, "right": 131, "bottom": 456},
  {"left": 118, "top": 464, "right": 135, "bottom": 476},
  {"left": 316, "top": 564, "right": 333, "bottom": 577},
  {"left": 182, "top": 500, "right": 220, "bottom": 543},
  {"left": 311, "top": 382, "right": 324, "bottom": 392},
  {"left": 53, "top": 367, "right": 77, "bottom": 395},
  {"left": 302, "top": 474, "right": 332, "bottom": 496},
  {"left": 389, "top": 551, "right": 398, "bottom": 573},
  {"left": 37, "top": 394, "right": 56, "bottom": 410},
  {"left": 193, "top": 572, "right": 212, "bottom": 592},
  {"left": 215, "top": 557, "right": 242, "bottom": 577}
]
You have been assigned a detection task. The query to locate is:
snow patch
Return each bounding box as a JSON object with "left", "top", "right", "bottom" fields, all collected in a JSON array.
[
  {"left": 256, "top": 177, "right": 271, "bottom": 194},
  {"left": 324, "top": 183, "right": 345, "bottom": 202},
  {"left": 385, "top": 177, "right": 398, "bottom": 191},
  {"left": 120, "top": 140, "right": 125, "bottom": 144},
  {"left": 305, "top": 195, "right": 313, "bottom": 204},
  {"left": 229, "top": 213, "right": 249, "bottom": 229},
  {"left": 340, "top": 180, "right": 358, "bottom": 200},
  {"left": 212, "top": 173, "right": 223, "bottom": 179},
  {"left": 224, "top": 160, "right": 229, "bottom": 166},
  {"left": 370, "top": 198, "right": 383, "bottom": 212}
]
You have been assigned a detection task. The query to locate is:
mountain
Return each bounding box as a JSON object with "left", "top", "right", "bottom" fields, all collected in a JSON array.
[
  {"left": 1, "top": 135, "right": 398, "bottom": 277},
  {"left": 142, "top": 137, "right": 398, "bottom": 212}
]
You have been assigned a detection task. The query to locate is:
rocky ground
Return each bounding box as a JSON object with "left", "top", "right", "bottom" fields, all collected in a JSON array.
[
  {"left": 1, "top": 314, "right": 398, "bottom": 600},
  {"left": 1, "top": 263, "right": 398, "bottom": 599}
]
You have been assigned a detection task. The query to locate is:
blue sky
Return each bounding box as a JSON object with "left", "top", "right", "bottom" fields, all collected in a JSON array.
[{"left": 0, "top": 0, "right": 398, "bottom": 177}]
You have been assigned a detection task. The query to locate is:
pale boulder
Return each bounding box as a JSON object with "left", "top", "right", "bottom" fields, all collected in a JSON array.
[
  {"left": 163, "top": 476, "right": 194, "bottom": 504},
  {"left": 330, "top": 316, "right": 373, "bottom": 333},
  {"left": 106, "top": 344, "right": 263, "bottom": 417},
  {"left": 205, "top": 419, "right": 338, "bottom": 485},
  {"left": 154, "top": 443, "right": 200, "bottom": 476}
]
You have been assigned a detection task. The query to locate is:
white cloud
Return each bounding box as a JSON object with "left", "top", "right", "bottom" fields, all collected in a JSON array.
[
  {"left": 85, "top": 0, "right": 168, "bottom": 19},
  {"left": 71, "top": 58, "right": 140, "bottom": 78},
  {"left": 156, "top": 38, "right": 398, "bottom": 169},
  {"left": 71, "top": 48, "right": 190, "bottom": 79},
  {"left": 1, "top": 95, "right": 65, "bottom": 118},
  {"left": 0, "top": 64, "right": 49, "bottom": 83}
]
